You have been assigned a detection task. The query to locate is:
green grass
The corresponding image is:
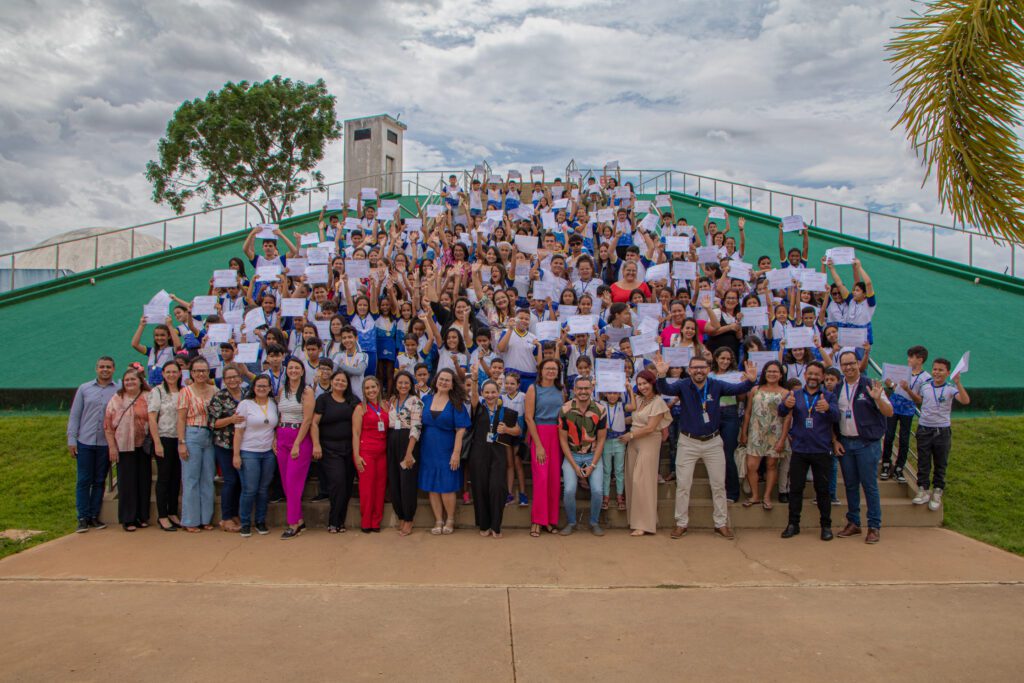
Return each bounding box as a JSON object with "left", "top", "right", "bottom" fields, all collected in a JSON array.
[
  {"left": 0, "top": 413, "right": 1022, "bottom": 559},
  {"left": 0, "top": 415, "right": 77, "bottom": 559},
  {"left": 940, "top": 415, "right": 1024, "bottom": 555}
]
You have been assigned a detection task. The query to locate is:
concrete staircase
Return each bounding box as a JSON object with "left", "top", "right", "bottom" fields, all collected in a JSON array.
[{"left": 102, "top": 453, "right": 941, "bottom": 530}]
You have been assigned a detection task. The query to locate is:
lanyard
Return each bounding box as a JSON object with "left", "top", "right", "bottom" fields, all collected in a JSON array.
[
  {"left": 909, "top": 372, "right": 923, "bottom": 392},
  {"left": 267, "top": 370, "right": 282, "bottom": 395},
  {"left": 843, "top": 381, "right": 855, "bottom": 407},
  {"left": 486, "top": 403, "right": 504, "bottom": 432},
  {"left": 366, "top": 402, "right": 384, "bottom": 421},
  {"left": 696, "top": 381, "right": 710, "bottom": 409},
  {"left": 930, "top": 382, "right": 948, "bottom": 404},
  {"left": 802, "top": 390, "right": 818, "bottom": 413},
  {"left": 255, "top": 400, "right": 270, "bottom": 424}
]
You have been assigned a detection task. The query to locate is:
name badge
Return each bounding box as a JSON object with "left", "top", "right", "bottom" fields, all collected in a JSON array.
[
  {"left": 804, "top": 417, "right": 814, "bottom": 429},
  {"left": 702, "top": 411, "right": 710, "bottom": 424},
  {"left": 845, "top": 410, "right": 852, "bottom": 419},
  {"left": 487, "top": 432, "right": 496, "bottom": 443},
  {"left": 377, "top": 421, "right": 385, "bottom": 432}
]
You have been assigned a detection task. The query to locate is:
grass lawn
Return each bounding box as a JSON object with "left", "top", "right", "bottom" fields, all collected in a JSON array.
[{"left": 0, "top": 412, "right": 1022, "bottom": 558}]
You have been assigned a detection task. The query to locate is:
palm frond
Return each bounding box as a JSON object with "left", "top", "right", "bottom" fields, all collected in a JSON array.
[{"left": 887, "top": 0, "right": 1024, "bottom": 243}]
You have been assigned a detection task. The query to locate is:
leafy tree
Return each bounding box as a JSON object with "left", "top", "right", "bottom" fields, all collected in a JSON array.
[
  {"left": 146, "top": 76, "right": 341, "bottom": 223},
  {"left": 888, "top": 0, "right": 1024, "bottom": 243}
]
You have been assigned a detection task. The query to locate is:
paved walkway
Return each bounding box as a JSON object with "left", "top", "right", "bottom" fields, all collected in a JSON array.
[{"left": 2, "top": 528, "right": 1023, "bottom": 681}]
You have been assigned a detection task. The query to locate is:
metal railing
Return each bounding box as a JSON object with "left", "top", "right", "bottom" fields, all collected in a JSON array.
[
  {"left": 4, "top": 165, "right": 1021, "bottom": 295},
  {"left": 0, "top": 169, "right": 465, "bottom": 293}
]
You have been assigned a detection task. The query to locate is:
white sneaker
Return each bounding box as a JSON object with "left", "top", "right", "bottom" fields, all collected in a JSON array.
[
  {"left": 912, "top": 487, "right": 931, "bottom": 505},
  {"left": 928, "top": 488, "right": 943, "bottom": 511}
]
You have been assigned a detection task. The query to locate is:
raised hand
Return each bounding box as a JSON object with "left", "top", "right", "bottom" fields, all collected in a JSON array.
[{"left": 783, "top": 390, "right": 796, "bottom": 409}]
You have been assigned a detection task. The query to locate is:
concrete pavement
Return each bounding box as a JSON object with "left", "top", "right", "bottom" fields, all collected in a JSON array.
[{"left": 2, "top": 528, "right": 1023, "bottom": 681}]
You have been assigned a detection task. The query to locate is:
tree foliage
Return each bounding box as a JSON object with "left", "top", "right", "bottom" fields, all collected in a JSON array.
[
  {"left": 146, "top": 76, "right": 341, "bottom": 223},
  {"left": 887, "top": 0, "right": 1024, "bottom": 243}
]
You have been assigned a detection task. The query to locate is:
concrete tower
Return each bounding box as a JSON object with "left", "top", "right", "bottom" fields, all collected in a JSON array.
[{"left": 343, "top": 114, "right": 406, "bottom": 204}]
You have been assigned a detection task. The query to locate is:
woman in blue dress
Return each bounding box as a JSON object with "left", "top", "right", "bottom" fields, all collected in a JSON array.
[{"left": 419, "top": 368, "right": 472, "bottom": 535}]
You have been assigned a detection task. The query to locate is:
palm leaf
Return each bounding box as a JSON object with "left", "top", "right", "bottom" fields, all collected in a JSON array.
[{"left": 887, "top": 0, "right": 1024, "bottom": 244}]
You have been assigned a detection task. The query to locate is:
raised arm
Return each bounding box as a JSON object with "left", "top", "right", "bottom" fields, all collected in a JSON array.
[
  {"left": 131, "top": 316, "right": 148, "bottom": 354},
  {"left": 242, "top": 227, "right": 257, "bottom": 261},
  {"left": 852, "top": 258, "right": 874, "bottom": 297}
]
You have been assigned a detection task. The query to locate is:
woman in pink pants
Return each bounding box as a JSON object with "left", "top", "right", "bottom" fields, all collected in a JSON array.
[
  {"left": 524, "top": 359, "right": 565, "bottom": 537},
  {"left": 276, "top": 357, "right": 315, "bottom": 540}
]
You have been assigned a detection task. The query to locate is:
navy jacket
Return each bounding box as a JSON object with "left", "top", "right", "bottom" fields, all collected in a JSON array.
[
  {"left": 657, "top": 376, "right": 754, "bottom": 436},
  {"left": 839, "top": 375, "right": 888, "bottom": 441},
  {"left": 777, "top": 388, "right": 839, "bottom": 453}
]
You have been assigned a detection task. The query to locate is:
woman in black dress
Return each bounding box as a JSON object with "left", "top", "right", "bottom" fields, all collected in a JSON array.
[
  {"left": 387, "top": 371, "right": 423, "bottom": 536},
  {"left": 468, "top": 375, "right": 521, "bottom": 538},
  {"left": 310, "top": 371, "right": 359, "bottom": 533}
]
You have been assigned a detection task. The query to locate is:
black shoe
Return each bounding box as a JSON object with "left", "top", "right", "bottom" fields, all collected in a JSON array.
[
  {"left": 880, "top": 463, "right": 891, "bottom": 480},
  {"left": 820, "top": 527, "right": 834, "bottom": 541},
  {"left": 255, "top": 522, "right": 270, "bottom": 535},
  {"left": 281, "top": 526, "right": 302, "bottom": 539},
  {"left": 894, "top": 468, "right": 907, "bottom": 483},
  {"left": 269, "top": 496, "right": 285, "bottom": 504},
  {"left": 781, "top": 524, "right": 800, "bottom": 539},
  {"left": 778, "top": 493, "right": 789, "bottom": 504},
  {"left": 361, "top": 528, "right": 372, "bottom": 534},
  {"left": 371, "top": 528, "right": 381, "bottom": 533},
  {"left": 311, "top": 494, "right": 329, "bottom": 502},
  {"left": 88, "top": 517, "right": 107, "bottom": 530},
  {"left": 76, "top": 520, "right": 89, "bottom": 533},
  {"left": 240, "top": 525, "right": 252, "bottom": 537}
]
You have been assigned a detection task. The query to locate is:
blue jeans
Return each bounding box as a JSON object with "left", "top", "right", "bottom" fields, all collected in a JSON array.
[
  {"left": 181, "top": 426, "right": 216, "bottom": 527},
  {"left": 239, "top": 449, "right": 276, "bottom": 526},
  {"left": 214, "top": 445, "right": 241, "bottom": 520},
  {"left": 562, "top": 452, "right": 604, "bottom": 527},
  {"left": 829, "top": 455, "right": 839, "bottom": 498},
  {"left": 839, "top": 436, "right": 882, "bottom": 529},
  {"left": 601, "top": 439, "right": 625, "bottom": 497},
  {"left": 75, "top": 441, "right": 109, "bottom": 520},
  {"left": 719, "top": 406, "right": 741, "bottom": 501}
]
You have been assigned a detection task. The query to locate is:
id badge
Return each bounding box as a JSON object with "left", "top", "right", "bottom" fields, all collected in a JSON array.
[
  {"left": 377, "top": 421, "right": 385, "bottom": 432},
  {"left": 487, "top": 432, "right": 496, "bottom": 443},
  {"left": 702, "top": 411, "right": 710, "bottom": 424},
  {"left": 804, "top": 417, "right": 814, "bottom": 429},
  {"left": 845, "top": 410, "right": 852, "bottom": 419}
]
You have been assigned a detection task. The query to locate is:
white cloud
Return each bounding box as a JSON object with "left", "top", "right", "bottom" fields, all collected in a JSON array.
[{"left": 0, "top": 0, "right": 967, "bottom": 254}]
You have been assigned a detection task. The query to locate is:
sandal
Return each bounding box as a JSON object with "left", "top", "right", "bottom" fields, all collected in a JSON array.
[
  {"left": 617, "top": 495, "right": 626, "bottom": 511},
  {"left": 762, "top": 500, "right": 774, "bottom": 511},
  {"left": 184, "top": 526, "right": 201, "bottom": 533},
  {"left": 201, "top": 524, "right": 215, "bottom": 531},
  {"left": 630, "top": 529, "right": 645, "bottom": 537},
  {"left": 442, "top": 520, "right": 455, "bottom": 535},
  {"left": 327, "top": 526, "right": 339, "bottom": 534},
  {"left": 122, "top": 524, "right": 137, "bottom": 532},
  {"left": 601, "top": 496, "right": 609, "bottom": 511},
  {"left": 530, "top": 524, "right": 541, "bottom": 538},
  {"left": 546, "top": 525, "right": 558, "bottom": 534},
  {"left": 742, "top": 499, "right": 762, "bottom": 508},
  {"left": 430, "top": 521, "right": 444, "bottom": 535}
]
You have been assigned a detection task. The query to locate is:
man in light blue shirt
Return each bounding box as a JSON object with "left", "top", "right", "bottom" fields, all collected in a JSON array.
[{"left": 67, "top": 357, "right": 118, "bottom": 532}]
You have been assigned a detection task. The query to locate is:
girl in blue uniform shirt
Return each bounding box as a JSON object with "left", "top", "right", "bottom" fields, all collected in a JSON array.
[{"left": 372, "top": 291, "right": 399, "bottom": 395}]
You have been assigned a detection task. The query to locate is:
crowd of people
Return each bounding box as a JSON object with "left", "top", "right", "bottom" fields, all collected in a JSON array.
[{"left": 66, "top": 170, "right": 971, "bottom": 544}]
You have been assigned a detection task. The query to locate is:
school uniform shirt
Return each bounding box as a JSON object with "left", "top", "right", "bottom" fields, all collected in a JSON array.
[
  {"left": 436, "top": 348, "right": 469, "bottom": 374},
  {"left": 602, "top": 399, "right": 627, "bottom": 437},
  {"left": 918, "top": 380, "right": 958, "bottom": 428},
  {"left": 891, "top": 370, "right": 931, "bottom": 416},
  {"left": 502, "top": 391, "right": 527, "bottom": 430},
  {"left": 843, "top": 294, "right": 876, "bottom": 327},
  {"left": 501, "top": 330, "right": 540, "bottom": 373}
]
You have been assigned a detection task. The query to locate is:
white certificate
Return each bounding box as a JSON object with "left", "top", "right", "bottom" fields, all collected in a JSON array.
[
  {"left": 255, "top": 223, "right": 277, "bottom": 239},
  {"left": 360, "top": 188, "right": 377, "bottom": 200},
  {"left": 405, "top": 218, "right": 423, "bottom": 231},
  {"left": 656, "top": 194, "right": 672, "bottom": 208},
  {"left": 235, "top": 343, "right": 260, "bottom": 364},
  {"left": 784, "top": 326, "right": 814, "bottom": 348},
  {"left": 629, "top": 334, "right": 659, "bottom": 357},
  {"left": 515, "top": 205, "right": 534, "bottom": 221},
  {"left": 604, "top": 160, "right": 620, "bottom": 170},
  {"left": 567, "top": 315, "right": 596, "bottom": 335},
  {"left": 213, "top": 269, "right": 238, "bottom": 288},
  {"left": 596, "top": 208, "right": 614, "bottom": 222},
  {"left": 314, "top": 320, "right": 331, "bottom": 341},
  {"left": 143, "top": 304, "right": 166, "bottom": 324},
  {"left": 532, "top": 282, "right": 551, "bottom": 301},
  {"left": 696, "top": 246, "right": 719, "bottom": 263},
  {"left": 200, "top": 346, "right": 222, "bottom": 368},
  {"left": 255, "top": 265, "right": 281, "bottom": 282},
  {"left": 635, "top": 200, "right": 653, "bottom": 214},
  {"left": 514, "top": 234, "right": 538, "bottom": 254},
  {"left": 222, "top": 308, "right": 243, "bottom": 326},
  {"left": 664, "top": 236, "right": 690, "bottom": 253},
  {"left": 727, "top": 261, "right": 752, "bottom": 281},
  {"left": 557, "top": 305, "right": 578, "bottom": 321},
  {"left": 662, "top": 346, "right": 692, "bottom": 367},
  {"left": 426, "top": 204, "right": 446, "bottom": 218},
  {"left": 837, "top": 327, "right": 867, "bottom": 347},
  {"left": 344, "top": 217, "right": 362, "bottom": 231},
  {"left": 304, "top": 265, "right": 328, "bottom": 284},
  {"left": 672, "top": 261, "right": 697, "bottom": 281},
  {"left": 826, "top": 247, "right": 856, "bottom": 265},
  {"left": 535, "top": 321, "right": 562, "bottom": 341},
  {"left": 614, "top": 186, "right": 631, "bottom": 200},
  {"left": 191, "top": 296, "right": 217, "bottom": 316},
  {"left": 707, "top": 207, "right": 726, "bottom": 220},
  {"left": 531, "top": 166, "right": 544, "bottom": 175},
  {"left": 552, "top": 198, "right": 569, "bottom": 210},
  {"left": 636, "top": 303, "right": 662, "bottom": 321},
  {"left": 639, "top": 213, "right": 659, "bottom": 232},
  {"left": 766, "top": 268, "right": 794, "bottom": 290},
  {"left": 287, "top": 257, "right": 307, "bottom": 277},
  {"left": 324, "top": 198, "right": 344, "bottom": 211},
  {"left": 882, "top": 363, "right": 911, "bottom": 385},
  {"left": 281, "top": 298, "right": 307, "bottom": 318},
  {"left": 596, "top": 371, "right": 627, "bottom": 395},
  {"left": 306, "top": 248, "right": 329, "bottom": 265},
  {"left": 541, "top": 212, "right": 557, "bottom": 230},
  {"left": 637, "top": 317, "right": 659, "bottom": 335},
  {"left": 644, "top": 263, "right": 670, "bottom": 283},
  {"left": 952, "top": 351, "right": 970, "bottom": 378},
  {"left": 507, "top": 170, "right": 521, "bottom": 180},
  {"left": 346, "top": 260, "right": 371, "bottom": 279},
  {"left": 206, "top": 323, "right": 231, "bottom": 344},
  {"left": 299, "top": 232, "right": 319, "bottom": 246},
  {"left": 781, "top": 215, "right": 805, "bottom": 233},
  {"left": 798, "top": 271, "right": 828, "bottom": 292},
  {"left": 740, "top": 307, "right": 769, "bottom": 327},
  {"left": 596, "top": 358, "right": 625, "bottom": 375},
  {"left": 486, "top": 209, "right": 504, "bottom": 222},
  {"left": 317, "top": 241, "right": 337, "bottom": 256},
  {"left": 748, "top": 351, "right": 778, "bottom": 374},
  {"left": 604, "top": 325, "right": 631, "bottom": 345}
]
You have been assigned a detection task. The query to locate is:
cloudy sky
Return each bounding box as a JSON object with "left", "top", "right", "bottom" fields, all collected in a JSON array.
[{"left": 0, "top": 0, "right": 957, "bottom": 254}]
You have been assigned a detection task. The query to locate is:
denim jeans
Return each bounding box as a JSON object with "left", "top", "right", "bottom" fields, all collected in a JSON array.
[
  {"left": 214, "top": 445, "right": 241, "bottom": 520},
  {"left": 562, "top": 452, "right": 604, "bottom": 527},
  {"left": 839, "top": 436, "right": 882, "bottom": 529},
  {"left": 181, "top": 426, "right": 216, "bottom": 527},
  {"left": 75, "top": 441, "right": 109, "bottom": 520},
  {"left": 239, "top": 449, "right": 276, "bottom": 526},
  {"left": 601, "top": 439, "right": 625, "bottom": 497},
  {"left": 719, "top": 406, "right": 741, "bottom": 501},
  {"left": 829, "top": 455, "right": 839, "bottom": 498}
]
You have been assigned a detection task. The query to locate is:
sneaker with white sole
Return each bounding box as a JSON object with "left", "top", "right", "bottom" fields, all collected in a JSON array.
[
  {"left": 928, "top": 488, "right": 943, "bottom": 511},
  {"left": 912, "top": 487, "right": 931, "bottom": 505}
]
